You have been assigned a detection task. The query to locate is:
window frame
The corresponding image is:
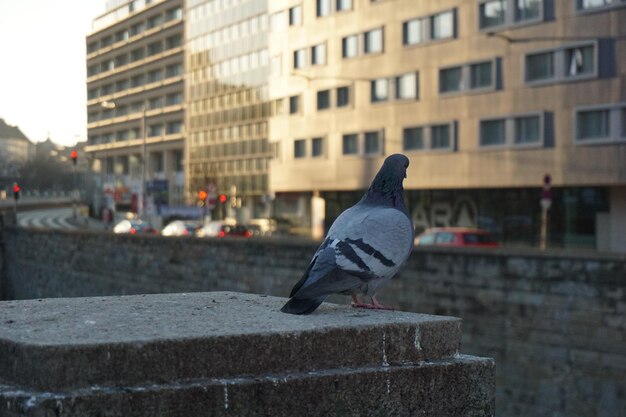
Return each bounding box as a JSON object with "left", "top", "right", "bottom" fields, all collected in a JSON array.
[
  {"left": 317, "top": 89, "right": 331, "bottom": 111},
  {"left": 294, "top": 139, "right": 307, "bottom": 159},
  {"left": 574, "top": 102, "right": 626, "bottom": 145},
  {"left": 402, "top": 8, "right": 457, "bottom": 47},
  {"left": 402, "top": 122, "right": 456, "bottom": 153},
  {"left": 575, "top": 0, "right": 626, "bottom": 14},
  {"left": 477, "top": 0, "right": 544, "bottom": 32},
  {"left": 371, "top": 72, "right": 420, "bottom": 103},
  {"left": 478, "top": 111, "right": 546, "bottom": 149},
  {"left": 439, "top": 59, "right": 497, "bottom": 96},
  {"left": 524, "top": 41, "right": 599, "bottom": 86},
  {"left": 363, "top": 27, "right": 384, "bottom": 55}
]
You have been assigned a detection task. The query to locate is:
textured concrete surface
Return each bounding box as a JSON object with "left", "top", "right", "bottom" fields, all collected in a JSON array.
[{"left": 0, "top": 292, "right": 494, "bottom": 416}]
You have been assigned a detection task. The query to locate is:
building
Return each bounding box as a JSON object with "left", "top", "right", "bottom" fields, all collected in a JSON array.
[
  {"left": 185, "top": 0, "right": 272, "bottom": 221},
  {"left": 85, "top": 0, "right": 185, "bottom": 216},
  {"left": 0, "top": 118, "right": 34, "bottom": 186},
  {"left": 268, "top": 0, "right": 626, "bottom": 251}
]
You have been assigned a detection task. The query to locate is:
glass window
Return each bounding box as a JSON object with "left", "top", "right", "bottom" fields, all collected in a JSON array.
[
  {"left": 515, "top": 115, "right": 541, "bottom": 144},
  {"left": 515, "top": 0, "right": 541, "bottom": 21},
  {"left": 396, "top": 73, "right": 418, "bottom": 99},
  {"left": 337, "top": 0, "right": 353, "bottom": 11},
  {"left": 270, "top": 55, "right": 282, "bottom": 77},
  {"left": 364, "top": 28, "right": 383, "bottom": 54},
  {"left": 317, "top": 90, "right": 331, "bottom": 110},
  {"left": 289, "top": 95, "right": 299, "bottom": 114},
  {"left": 294, "top": 49, "right": 306, "bottom": 69},
  {"left": 431, "top": 10, "right": 455, "bottom": 39},
  {"left": 371, "top": 78, "right": 389, "bottom": 102},
  {"left": 312, "top": 137, "right": 324, "bottom": 157},
  {"left": 167, "top": 121, "right": 183, "bottom": 134},
  {"left": 479, "top": 0, "right": 507, "bottom": 29},
  {"left": 622, "top": 109, "right": 626, "bottom": 138},
  {"left": 271, "top": 11, "right": 287, "bottom": 31},
  {"left": 342, "top": 134, "right": 358, "bottom": 155},
  {"left": 312, "top": 44, "right": 326, "bottom": 65},
  {"left": 365, "top": 131, "right": 381, "bottom": 154},
  {"left": 480, "top": 119, "right": 506, "bottom": 146},
  {"left": 470, "top": 62, "right": 493, "bottom": 89},
  {"left": 317, "top": 0, "right": 331, "bottom": 16},
  {"left": 289, "top": 5, "right": 302, "bottom": 25},
  {"left": 526, "top": 51, "right": 554, "bottom": 81},
  {"left": 337, "top": 86, "right": 350, "bottom": 107},
  {"left": 403, "top": 19, "right": 424, "bottom": 45},
  {"left": 342, "top": 35, "right": 358, "bottom": 58},
  {"left": 431, "top": 125, "right": 451, "bottom": 149},
  {"left": 577, "top": 0, "right": 621, "bottom": 10},
  {"left": 440, "top": 67, "right": 462, "bottom": 93},
  {"left": 565, "top": 45, "right": 594, "bottom": 77},
  {"left": 403, "top": 127, "right": 424, "bottom": 150},
  {"left": 577, "top": 109, "right": 610, "bottom": 140},
  {"left": 294, "top": 139, "right": 306, "bottom": 158}
]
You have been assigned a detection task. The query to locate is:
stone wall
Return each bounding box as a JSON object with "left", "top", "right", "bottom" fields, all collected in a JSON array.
[{"left": 1, "top": 226, "right": 625, "bottom": 417}]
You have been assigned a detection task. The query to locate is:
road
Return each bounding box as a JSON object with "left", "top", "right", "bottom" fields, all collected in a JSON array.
[{"left": 17, "top": 207, "right": 82, "bottom": 230}]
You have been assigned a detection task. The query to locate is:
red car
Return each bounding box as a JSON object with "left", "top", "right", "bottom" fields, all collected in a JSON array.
[{"left": 414, "top": 227, "right": 498, "bottom": 247}]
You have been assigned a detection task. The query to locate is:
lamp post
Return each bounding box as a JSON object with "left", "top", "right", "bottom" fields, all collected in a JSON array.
[{"left": 101, "top": 100, "right": 147, "bottom": 219}]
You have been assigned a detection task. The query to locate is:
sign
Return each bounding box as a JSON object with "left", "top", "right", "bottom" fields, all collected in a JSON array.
[{"left": 147, "top": 179, "right": 168, "bottom": 193}]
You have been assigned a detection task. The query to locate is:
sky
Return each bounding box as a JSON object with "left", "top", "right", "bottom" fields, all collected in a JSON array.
[{"left": 0, "top": 0, "right": 105, "bottom": 147}]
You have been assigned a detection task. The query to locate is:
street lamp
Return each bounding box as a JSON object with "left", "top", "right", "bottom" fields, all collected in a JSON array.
[{"left": 100, "top": 100, "right": 147, "bottom": 219}]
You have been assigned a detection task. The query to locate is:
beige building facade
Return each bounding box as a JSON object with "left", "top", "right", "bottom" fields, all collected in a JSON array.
[
  {"left": 268, "top": 0, "right": 626, "bottom": 251},
  {"left": 86, "top": 0, "right": 185, "bottom": 216}
]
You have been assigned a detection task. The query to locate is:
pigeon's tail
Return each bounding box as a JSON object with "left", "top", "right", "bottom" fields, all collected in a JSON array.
[{"left": 280, "top": 297, "right": 325, "bottom": 315}]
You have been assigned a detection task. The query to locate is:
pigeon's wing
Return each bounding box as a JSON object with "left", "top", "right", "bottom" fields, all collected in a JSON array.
[{"left": 292, "top": 205, "right": 413, "bottom": 299}]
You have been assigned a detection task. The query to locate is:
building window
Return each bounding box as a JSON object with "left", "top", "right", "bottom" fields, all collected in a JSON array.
[
  {"left": 396, "top": 73, "right": 418, "bottom": 99},
  {"left": 317, "top": 90, "right": 331, "bottom": 110},
  {"left": 342, "top": 35, "right": 359, "bottom": 58},
  {"left": 515, "top": 115, "right": 541, "bottom": 144},
  {"left": 525, "top": 42, "right": 598, "bottom": 84},
  {"left": 480, "top": 119, "right": 506, "bottom": 146},
  {"left": 479, "top": 0, "right": 543, "bottom": 30},
  {"left": 342, "top": 134, "right": 358, "bottom": 155},
  {"left": 364, "top": 131, "right": 382, "bottom": 155},
  {"left": 271, "top": 11, "right": 287, "bottom": 31},
  {"left": 294, "top": 139, "right": 307, "bottom": 158},
  {"left": 576, "top": 0, "right": 626, "bottom": 12},
  {"left": 289, "top": 5, "right": 302, "bottom": 25},
  {"left": 312, "top": 137, "right": 324, "bottom": 157},
  {"left": 167, "top": 121, "right": 183, "bottom": 134},
  {"left": 289, "top": 95, "right": 299, "bottom": 114},
  {"left": 312, "top": 43, "right": 326, "bottom": 65},
  {"left": 317, "top": 0, "right": 331, "bottom": 17},
  {"left": 403, "top": 18, "right": 425, "bottom": 45},
  {"left": 440, "top": 60, "right": 496, "bottom": 94},
  {"left": 270, "top": 55, "right": 282, "bottom": 77},
  {"left": 403, "top": 127, "right": 424, "bottom": 150},
  {"left": 431, "top": 125, "right": 451, "bottom": 149},
  {"left": 440, "top": 67, "right": 462, "bottom": 93},
  {"left": 577, "top": 109, "right": 610, "bottom": 141},
  {"left": 431, "top": 10, "right": 455, "bottom": 40},
  {"left": 337, "top": 86, "right": 351, "bottom": 107},
  {"left": 337, "top": 0, "right": 353, "bottom": 11},
  {"left": 480, "top": 113, "right": 545, "bottom": 148},
  {"left": 371, "top": 78, "right": 389, "bottom": 102},
  {"left": 526, "top": 51, "right": 554, "bottom": 81},
  {"left": 364, "top": 28, "right": 384, "bottom": 54},
  {"left": 294, "top": 49, "right": 306, "bottom": 69}
]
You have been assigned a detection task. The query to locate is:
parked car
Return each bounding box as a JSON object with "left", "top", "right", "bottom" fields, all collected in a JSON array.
[
  {"left": 219, "top": 224, "right": 253, "bottom": 238},
  {"left": 195, "top": 219, "right": 237, "bottom": 238},
  {"left": 113, "top": 219, "right": 159, "bottom": 235},
  {"left": 161, "top": 220, "right": 202, "bottom": 237},
  {"left": 414, "top": 227, "right": 498, "bottom": 247}
]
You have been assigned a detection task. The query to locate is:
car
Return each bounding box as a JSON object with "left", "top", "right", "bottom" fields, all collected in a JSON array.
[
  {"left": 112, "top": 219, "right": 159, "bottom": 235},
  {"left": 219, "top": 224, "right": 252, "bottom": 238},
  {"left": 414, "top": 227, "right": 498, "bottom": 247},
  {"left": 195, "top": 219, "right": 237, "bottom": 238},
  {"left": 161, "top": 220, "right": 202, "bottom": 237}
]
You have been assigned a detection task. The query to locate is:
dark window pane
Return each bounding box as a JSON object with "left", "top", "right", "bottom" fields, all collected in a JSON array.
[
  {"left": 294, "top": 139, "right": 306, "bottom": 158},
  {"left": 577, "top": 110, "right": 610, "bottom": 140},
  {"left": 317, "top": 90, "right": 331, "bottom": 110},
  {"left": 515, "top": 116, "right": 541, "bottom": 144},
  {"left": 365, "top": 131, "right": 381, "bottom": 154},
  {"left": 480, "top": 119, "right": 506, "bottom": 146},
  {"left": 312, "top": 137, "right": 324, "bottom": 157},
  {"left": 526, "top": 52, "right": 554, "bottom": 81},
  {"left": 440, "top": 67, "right": 462, "bottom": 93},
  {"left": 479, "top": 0, "right": 507, "bottom": 29},
  {"left": 470, "top": 62, "right": 492, "bottom": 89},
  {"left": 403, "top": 127, "right": 424, "bottom": 150},
  {"left": 342, "top": 134, "right": 358, "bottom": 155},
  {"left": 432, "top": 125, "right": 451, "bottom": 149},
  {"left": 337, "top": 86, "right": 350, "bottom": 107}
]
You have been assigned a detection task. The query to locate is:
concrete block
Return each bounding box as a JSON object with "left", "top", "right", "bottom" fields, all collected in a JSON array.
[{"left": 0, "top": 292, "right": 494, "bottom": 416}]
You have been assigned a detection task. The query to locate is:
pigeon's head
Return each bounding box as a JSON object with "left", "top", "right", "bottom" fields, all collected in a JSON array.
[{"left": 368, "top": 154, "right": 410, "bottom": 195}]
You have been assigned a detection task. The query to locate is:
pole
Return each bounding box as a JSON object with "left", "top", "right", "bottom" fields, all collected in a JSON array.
[
  {"left": 72, "top": 163, "right": 77, "bottom": 219},
  {"left": 139, "top": 104, "right": 146, "bottom": 219},
  {"left": 540, "top": 207, "right": 547, "bottom": 250}
]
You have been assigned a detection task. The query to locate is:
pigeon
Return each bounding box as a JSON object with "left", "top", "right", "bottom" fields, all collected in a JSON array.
[{"left": 281, "top": 154, "right": 414, "bottom": 315}]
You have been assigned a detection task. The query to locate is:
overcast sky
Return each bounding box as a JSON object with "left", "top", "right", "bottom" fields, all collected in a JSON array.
[{"left": 0, "top": 0, "right": 105, "bottom": 146}]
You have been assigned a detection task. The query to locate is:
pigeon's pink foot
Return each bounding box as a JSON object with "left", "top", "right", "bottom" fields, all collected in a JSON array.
[{"left": 351, "top": 295, "right": 394, "bottom": 311}]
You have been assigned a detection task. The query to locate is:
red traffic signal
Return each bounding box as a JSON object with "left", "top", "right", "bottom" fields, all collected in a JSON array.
[
  {"left": 70, "top": 150, "right": 78, "bottom": 165},
  {"left": 218, "top": 194, "right": 227, "bottom": 203},
  {"left": 12, "top": 183, "right": 20, "bottom": 201},
  {"left": 198, "top": 190, "right": 208, "bottom": 201}
]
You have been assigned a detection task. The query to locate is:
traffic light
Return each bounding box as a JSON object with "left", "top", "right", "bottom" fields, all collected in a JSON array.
[
  {"left": 198, "top": 190, "right": 208, "bottom": 207},
  {"left": 13, "top": 183, "right": 20, "bottom": 201},
  {"left": 70, "top": 150, "right": 78, "bottom": 166},
  {"left": 218, "top": 194, "right": 227, "bottom": 203}
]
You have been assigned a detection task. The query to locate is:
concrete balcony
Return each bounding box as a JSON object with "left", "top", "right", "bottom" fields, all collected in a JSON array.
[{"left": 0, "top": 291, "right": 494, "bottom": 416}]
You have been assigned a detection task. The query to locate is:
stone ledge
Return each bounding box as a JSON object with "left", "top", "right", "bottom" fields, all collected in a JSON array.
[{"left": 1, "top": 354, "right": 494, "bottom": 417}]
